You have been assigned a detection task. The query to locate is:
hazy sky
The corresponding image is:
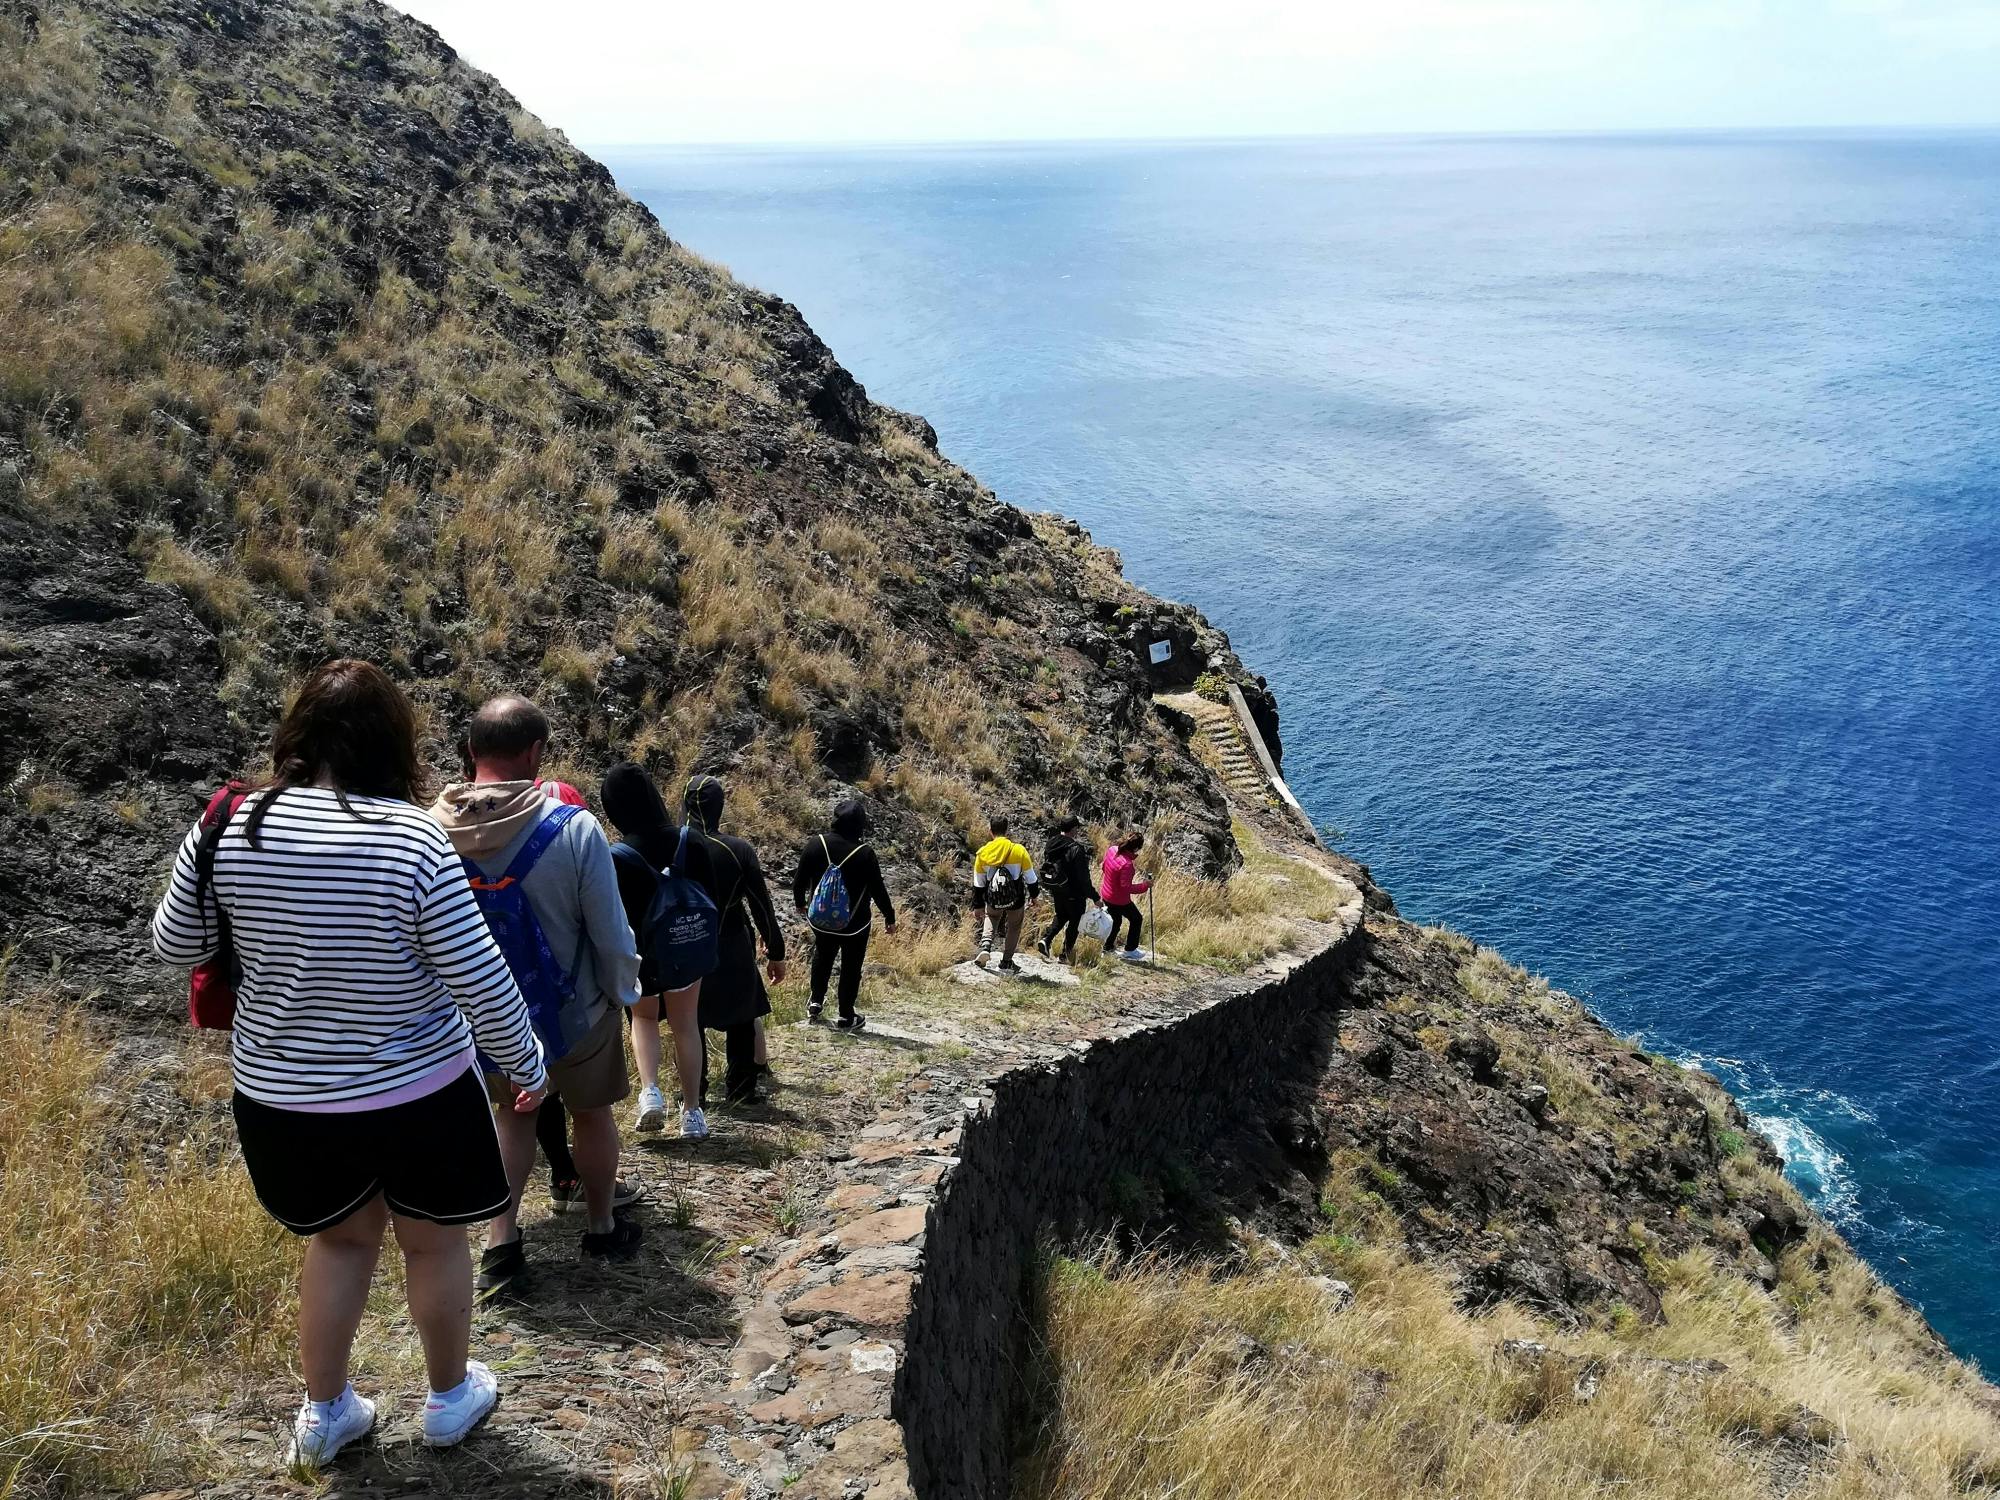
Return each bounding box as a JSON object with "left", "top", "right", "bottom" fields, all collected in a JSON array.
[{"left": 387, "top": 1, "right": 2000, "bottom": 145}]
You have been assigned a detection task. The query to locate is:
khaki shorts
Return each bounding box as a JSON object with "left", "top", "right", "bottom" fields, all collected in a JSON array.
[{"left": 487, "top": 1002, "right": 629, "bottom": 1112}]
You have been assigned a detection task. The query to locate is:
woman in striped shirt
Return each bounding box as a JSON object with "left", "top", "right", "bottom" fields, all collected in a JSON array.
[{"left": 151, "top": 659, "right": 546, "bottom": 1468}]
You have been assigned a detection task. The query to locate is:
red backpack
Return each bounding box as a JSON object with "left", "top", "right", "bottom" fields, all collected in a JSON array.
[{"left": 188, "top": 782, "right": 249, "bottom": 1029}]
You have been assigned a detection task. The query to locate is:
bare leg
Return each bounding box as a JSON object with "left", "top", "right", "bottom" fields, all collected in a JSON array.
[
  {"left": 752, "top": 1016, "right": 768, "bottom": 1067},
  {"left": 662, "top": 982, "right": 704, "bottom": 1105},
  {"left": 392, "top": 1213, "right": 472, "bottom": 1393},
  {"left": 568, "top": 1105, "right": 621, "bottom": 1234},
  {"left": 630, "top": 995, "right": 663, "bottom": 1093},
  {"left": 299, "top": 1195, "right": 389, "bottom": 1401},
  {"left": 486, "top": 1103, "right": 537, "bottom": 1251}
]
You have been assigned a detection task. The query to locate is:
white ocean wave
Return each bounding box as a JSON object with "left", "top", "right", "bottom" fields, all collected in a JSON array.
[{"left": 1750, "top": 1111, "right": 1862, "bottom": 1225}]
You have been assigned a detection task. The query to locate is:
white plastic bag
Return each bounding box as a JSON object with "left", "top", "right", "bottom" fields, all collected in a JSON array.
[{"left": 1080, "top": 906, "right": 1114, "bottom": 944}]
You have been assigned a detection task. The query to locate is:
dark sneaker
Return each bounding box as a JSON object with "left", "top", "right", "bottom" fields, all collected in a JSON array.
[
  {"left": 833, "top": 1013, "right": 867, "bottom": 1033},
  {"left": 476, "top": 1239, "right": 526, "bottom": 1296},
  {"left": 755, "top": 1061, "right": 779, "bottom": 1089},
  {"left": 581, "top": 1216, "right": 643, "bottom": 1260},
  {"left": 806, "top": 1003, "right": 825, "bottom": 1024},
  {"left": 551, "top": 1178, "right": 646, "bottom": 1215},
  {"left": 996, "top": 958, "right": 1022, "bottom": 974},
  {"left": 1036, "top": 936, "right": 1052, "bottom": 958}
]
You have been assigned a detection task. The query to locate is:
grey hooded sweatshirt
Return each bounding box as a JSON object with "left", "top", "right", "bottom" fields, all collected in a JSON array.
[{"left": 431, "top": 779, "right": 641, "bottom": 1050}]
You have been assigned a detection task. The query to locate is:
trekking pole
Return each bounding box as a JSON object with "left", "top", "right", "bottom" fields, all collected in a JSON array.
[{"left": 1148, "top": 884, "right": 1157, "bottom": 969}]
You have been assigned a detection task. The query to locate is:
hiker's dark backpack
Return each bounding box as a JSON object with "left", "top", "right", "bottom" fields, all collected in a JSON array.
[
  {"left": 1040, "top": 837, "right": 1077, "bottom": 901},
  {"left": 805, "top": 835, "right": 865, "bottom": 933},
  {"left": 612, "top": 825, "right": 722, "bottom": 992},
  {"left": 188, "top": 781, "right": 249, "bottom": 1030},
  {"left": 987, "top": 860, "right": 1023, "bottom": 910},
  {"left": 463, "top": 803, "right": 585, "bottom": 1061}
]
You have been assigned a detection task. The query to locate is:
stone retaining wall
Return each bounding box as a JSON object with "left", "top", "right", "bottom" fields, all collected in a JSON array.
[
  {"left": 897, "top": 936, "right": 1363, "bottom": 1497},
  {"left": 715, "top": 887, "right": 1364, "bottom": 1500}
]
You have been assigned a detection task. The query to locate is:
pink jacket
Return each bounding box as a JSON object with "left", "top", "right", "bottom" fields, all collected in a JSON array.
[{"left": 1100, "top": 846, "right": 1151, "bottom": 905}]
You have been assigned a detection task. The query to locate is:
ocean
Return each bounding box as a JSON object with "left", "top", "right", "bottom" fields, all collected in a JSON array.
[{"left": 598, "top": 133, "right": 2000, "bottom": 1368}]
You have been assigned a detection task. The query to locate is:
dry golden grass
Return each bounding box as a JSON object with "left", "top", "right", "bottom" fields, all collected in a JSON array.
[
  {"left": 1141, "top": 819, "right": 1350, "bottom": 972},
  {"left": 903, "top": 679, "right": 1003, "bottom": 779},
  {"left": 0, "top": 990, "right": 297, "bottom": 1498},
  {"left": 869, "top": 918, "right": 975, "bottom": 983},
  {"left": 1027, "top": 1229, "right": 2000, "bottom": 1500},
  {"left": 597, "top": 511, "right": 665, "bottom": 590},
  {"left": 876, "top": 419, "right": 939, "bottom": 472}
]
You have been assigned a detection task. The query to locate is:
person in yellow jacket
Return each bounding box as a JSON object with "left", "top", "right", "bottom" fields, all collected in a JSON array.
[{"left": 970, "top": 814, "right": 1039, "bottom": 974}]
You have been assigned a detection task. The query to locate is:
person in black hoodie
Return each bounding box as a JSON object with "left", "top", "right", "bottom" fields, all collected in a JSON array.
[
  {"left": 1036, "top": 815, "right": 1096, "bottom": 964},
  {"left": 791, "top": 798, "right": 897, "bottom": 1031},
  {"left": 679, "top": 774, "right": 786, "bottom": 1105}
]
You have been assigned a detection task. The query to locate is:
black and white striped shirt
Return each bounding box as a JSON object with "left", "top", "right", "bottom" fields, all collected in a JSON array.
[{"left": 151, "top": 786, "right": 546, "bottom": 1108}]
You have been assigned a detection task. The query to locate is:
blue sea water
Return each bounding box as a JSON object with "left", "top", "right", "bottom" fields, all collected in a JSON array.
[{"left": 599, "top": 134, "right": 2000, "bottom": 1367}]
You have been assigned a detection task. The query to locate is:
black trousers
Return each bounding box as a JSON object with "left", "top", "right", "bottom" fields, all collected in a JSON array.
[
  {"left": 1106, "top": 900, "right": 1144, "bottom": 951},
  {"left": 700, "top": 1024, "right": 759, "bottom": 1104},
  {"left": 536, "top": 1090, "right": 578, "bottom": 1184},
  {"left": 1042, "top": 895, "right": 1085, "bottom": 956},
  {"left": 809, "top": 928, "right": 870, "bottom": 1019}
]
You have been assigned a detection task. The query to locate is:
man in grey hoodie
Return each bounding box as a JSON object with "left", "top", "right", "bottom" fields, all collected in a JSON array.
[{"left": 433, "top": 696, "right": 643, "bottom": 1289}]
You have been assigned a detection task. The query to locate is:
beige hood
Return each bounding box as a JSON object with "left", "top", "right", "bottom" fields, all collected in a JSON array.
[{"left": 431, "top": 779, "right": 549, "bottom": 858}]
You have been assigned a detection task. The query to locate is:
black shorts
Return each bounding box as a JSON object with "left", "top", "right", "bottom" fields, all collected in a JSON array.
[{"left": 232, "top": 1067, "right": 511, "bottom": 1236}]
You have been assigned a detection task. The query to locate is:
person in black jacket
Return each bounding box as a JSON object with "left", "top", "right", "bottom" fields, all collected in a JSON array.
[
  {"left": 602, "top": 762, "right": 712, "bottom": 1141},
  {"left": 1036, "top": 815, "right": 1096, "bottom": 965},
  {"left": 791, "top": 798, "right": 896, "bottom": 1031},
  {"left": 679, "top": 775, "right": 785, "bottom": 1105}
]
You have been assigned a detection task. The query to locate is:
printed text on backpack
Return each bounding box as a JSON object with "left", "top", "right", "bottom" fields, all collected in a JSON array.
[{"left": 612, "top": 826, "right": 722, "bottom": 993}]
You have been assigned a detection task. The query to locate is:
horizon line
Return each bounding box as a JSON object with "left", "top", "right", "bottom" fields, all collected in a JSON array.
[{"left": 579, "top": 121, "right": 2000, "bottom": 155}]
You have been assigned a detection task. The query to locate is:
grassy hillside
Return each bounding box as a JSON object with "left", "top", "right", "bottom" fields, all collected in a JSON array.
[{"left": 0, "top": 0, "right": 1274, "bottom": 1000}]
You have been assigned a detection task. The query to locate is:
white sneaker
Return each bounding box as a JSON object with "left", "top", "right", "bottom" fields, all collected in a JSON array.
[
  {"left": 1118, "top": 947, "right": 1152, "bottom": 963},
  {"left": 633, "top": 1084, "right": 668, "bottom": 1134},
  {"left": 680, "top": 1105, "right": 709, "bottom": 1139},
  {"left": 288, "top": 1385, "right": 375, "bottom": 1470},
  {"left": 423, "top": 1360, "right": 499, "bottom": 1449}
]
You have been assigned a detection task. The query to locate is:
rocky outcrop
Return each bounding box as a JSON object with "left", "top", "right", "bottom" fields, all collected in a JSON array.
[{"left": 1326, "top": 916, "right": 1809, "bottom": 1324}]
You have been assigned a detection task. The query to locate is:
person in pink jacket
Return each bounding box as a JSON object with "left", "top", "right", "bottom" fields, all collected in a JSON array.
[{"left": 1098, "top": 830, "right": 1153, "bottom": 962}]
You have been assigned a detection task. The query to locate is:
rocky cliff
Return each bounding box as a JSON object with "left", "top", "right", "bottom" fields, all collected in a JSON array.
[{"left": 0, "top": 0, "right": 1280, "bottom": 999}]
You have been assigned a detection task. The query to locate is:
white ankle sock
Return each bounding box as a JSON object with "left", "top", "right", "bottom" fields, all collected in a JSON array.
[
  {"left": 430, "top": 1371, "right": 476, "bottom": 1404},
  {"left": 307, "top": 1383, "right": 355, "bottom": 1425}
]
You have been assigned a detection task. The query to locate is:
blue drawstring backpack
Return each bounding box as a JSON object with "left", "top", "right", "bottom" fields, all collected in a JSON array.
[
  {"left": 464, "top": 803, "right": 583, "bottom": 1062},
  {"left": 612, "top": 825, "right": 721, "bottom": 993},
  {"left": 806, "top": 835, "right": 863, "bottom": 933}
]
